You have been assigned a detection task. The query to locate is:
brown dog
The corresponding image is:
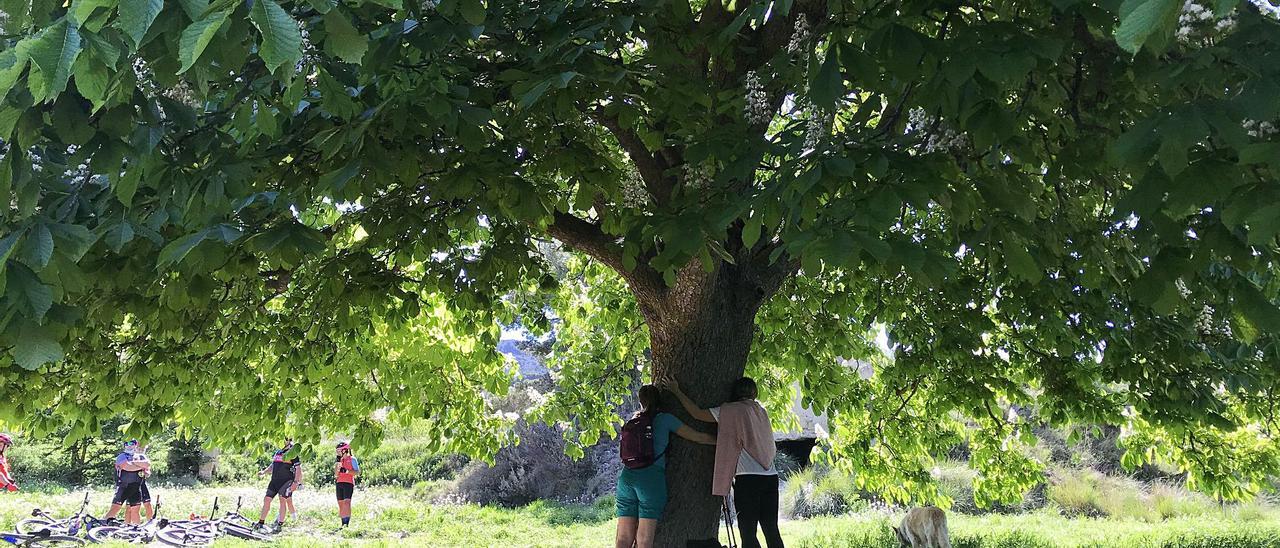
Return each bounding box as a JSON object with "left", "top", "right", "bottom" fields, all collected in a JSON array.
[{"left": 892, "top": 506, "right": 950, "bottom": 548}]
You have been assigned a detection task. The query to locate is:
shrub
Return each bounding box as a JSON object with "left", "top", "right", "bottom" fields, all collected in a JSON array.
[
  {"left": 1047, "top": 468, "right": 1158, "bottom": 521},
  {"left": 780, "top": 466, "right": 865, "bottom": 519},
  {"left": 165, "top": 435, "right": 203, "bottom": 479},
  {"left": 447, "top": 421, "right": 618, "bottom": 507}
]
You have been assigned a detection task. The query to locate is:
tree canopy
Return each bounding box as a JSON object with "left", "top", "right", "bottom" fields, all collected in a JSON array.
[{"left": 0, "top": 0, "right": 1278, "bottom": 518}]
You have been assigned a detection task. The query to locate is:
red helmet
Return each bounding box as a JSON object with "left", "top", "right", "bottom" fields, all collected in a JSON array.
[
  {"left": 0, "top": 434, "right": 12, "bottom": 445},
  {"left": 336, "top": 442, "right": 350, "bottom": 451}
]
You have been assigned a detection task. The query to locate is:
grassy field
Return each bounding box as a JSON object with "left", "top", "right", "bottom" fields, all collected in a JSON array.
[{"left": 3, "top": 485, "right": 1280, "bottom": 547}]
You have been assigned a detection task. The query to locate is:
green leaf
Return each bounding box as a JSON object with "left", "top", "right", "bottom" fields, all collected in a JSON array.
[
  {"left": 0, "top": 230, "right": 22, "bottom": 276},
  {"left": 178, "top": 9, "right": 230, "bottom": 74},
  {"left": 741, "top": 216, "right": 763, "bottom": 249},
  {"left": 26, "top": 18, "right": 83, "bottom": 101},
  {"left": 1115, "top": 0, "right": 1180, "bottom": 54},
  {"left": 810, "top": 45, "right": 843, "bottom": 109},
  {"left": 116, "top": 165, "right": 142, "bottom": 206},
  {"left": 250, "top": 0, "right": 303, "bottom": 74},
  {"left": 323, "top": 10, "right": 368, "bottom": 64},
  {"left": 50, "top": 223, "right": 98, "bottom": 262},
  {"left": 11, "top": 324, "right": 63, "bottom": 370},
  {"left": 176, "top": 0, "right": 209, "bottom": 19},
  {"left": 1235, "top": 284, "right": 1280, "bottom": 336},
  {"left": 105, "top": 221, "right": 134, "bottom": 253},
  {"left": 307, "top": 0, "right": 338, "bottom": 13},
  {"left": 1003, "top": 239, "right": 1041, "bottom": 282},
  {"left": 319, "top": 161, "right": 361, "bottom": 193},
  {"left": 459, "top": 0, "right": 486, "bottom": 26},
  {"left": 72, "top": 55, "right": 109, "bottom": 110},
  {"left": 1244, "top": 204, "right": 1280, "bottom": 246},
  {"left": 8, "top": 263, "right": 53, "bottom": 322},
  {"left": 1239, "top": 143, "right": 1280, "bottom": 166},
  {"left": 157, "top": 230, "right": 209, "bottom": 268},
  {"left": 0, "top": 49, "right": 30, "bottom": 101},
  {"left": 71, "top": 0, "right": 117, "bottom": 26},
  {"left": 117, "top": 0, "right": 163, "bottom": 48},
  {"left": 28, "top": 223, "right": 53, "bottom": 268}
]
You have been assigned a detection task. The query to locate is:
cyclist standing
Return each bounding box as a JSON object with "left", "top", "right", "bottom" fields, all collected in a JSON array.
[
  {"left": 334, "top": 442, "right": 360, "bottom": 528},
  {"left": 136, "top": 445, "right": 155, "bottom": 521},
  {"left": 104, "top": 440, "right": 150, "bottom": 524},
  {"left": 255, "top": 440, "right": 300, "bottom": 533},
  {"left": 0, "top": 434, "right": 18, "bottom": 492}
]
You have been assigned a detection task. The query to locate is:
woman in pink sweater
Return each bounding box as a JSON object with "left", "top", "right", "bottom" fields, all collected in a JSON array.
[{"left": 671, "top": 377, "right": 783, "bottom": 548}]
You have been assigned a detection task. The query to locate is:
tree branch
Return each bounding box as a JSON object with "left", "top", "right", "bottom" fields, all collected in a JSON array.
[
  {"left": 544, "top": 211, "right": 666, "bottom": 303},
  {"left": 590, "top": 108, "right": 674, "bottom": 205}
]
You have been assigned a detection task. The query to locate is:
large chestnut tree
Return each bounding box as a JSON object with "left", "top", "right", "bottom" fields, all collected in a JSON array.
[{"left": 0, "top": 0, "right": 1278, "bottom": 542}]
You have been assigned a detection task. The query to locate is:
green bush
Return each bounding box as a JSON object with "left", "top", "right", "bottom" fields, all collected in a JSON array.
[{"left": 780, "top": 466, "right": 866, "bottom": 519}]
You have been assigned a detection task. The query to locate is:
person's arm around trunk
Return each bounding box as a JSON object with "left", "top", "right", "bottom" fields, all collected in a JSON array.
[{"left": 666, "top": 380, "right": 715, "bottom": 423}]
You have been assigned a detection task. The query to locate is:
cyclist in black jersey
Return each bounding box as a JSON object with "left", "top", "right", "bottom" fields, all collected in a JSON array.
[
  {"left": 104, "top": 440, "right": 150, "bottom": 524},
  {"left": 255, "top": 440, "right": 301, "bottom": 533}
]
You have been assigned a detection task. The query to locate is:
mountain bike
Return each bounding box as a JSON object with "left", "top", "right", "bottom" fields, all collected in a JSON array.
[
  {"left": 154, "top": 497, "right": 270, "bottom": 546},
  {"left": 0, "top": 530, "right": 84, "bottom": 547},
  {"left": 85, "top": 495, "right": 166, "bottom": 544},
  {"left": 15, "top": 493, "right": 98, "bottom": 537}
]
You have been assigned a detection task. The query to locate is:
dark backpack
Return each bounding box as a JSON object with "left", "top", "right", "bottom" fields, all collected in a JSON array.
[{"left": 620, "top": 411, "right": 664, "bottom": 469}]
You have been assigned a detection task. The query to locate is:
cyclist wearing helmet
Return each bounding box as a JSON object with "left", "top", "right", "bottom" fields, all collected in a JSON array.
[
  {"left": 0, "top": 434, "right": 17, "bottom": 492},
  {"left": 255, "top": 440, "right": 301, "bottom": 533},
  {"left": 334, "top": 442, "right": 360, "bottom": 527},
  {"left": 105, "top": 440, "right": 150, "bottom": 524}
]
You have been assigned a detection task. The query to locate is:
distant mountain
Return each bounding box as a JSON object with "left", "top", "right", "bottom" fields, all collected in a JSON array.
[{"left": 498, "top": 337, "right": 548, "bottom": 378}]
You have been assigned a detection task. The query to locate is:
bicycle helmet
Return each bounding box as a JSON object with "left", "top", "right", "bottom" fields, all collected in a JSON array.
[
  {"left": 0, "top": 433, "right": 11, "bottom": 445},
  {"left": 336, "top": 442, "right": 350, "bottom": 451}
]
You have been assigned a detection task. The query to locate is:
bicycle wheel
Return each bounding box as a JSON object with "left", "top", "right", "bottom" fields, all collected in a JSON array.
[
  {"left": 87, "top": 526, "right": 150, "bottom": 544},
  {"left": 15, "top": 518, "right": 57, "bottom": 535},
  {"left": 85, "top": 526, "right": 119, "bottom": 543},
  {"left": 21, "top": 535, "right": 85, "bottom": 547},
  {"left": 219, "top": 523, "right": 272, "bottom": 541},
  {"left": 155, "top": 528, "right": 215, "bottom": 547},
  {"left": 162, "top": 523, "right": 218, "bottom": 538}
]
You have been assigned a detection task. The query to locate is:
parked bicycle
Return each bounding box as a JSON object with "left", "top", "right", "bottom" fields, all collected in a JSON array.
[
  {"left": 0, "top": 530, "right": 83, "bottom": 547},
  {"left": 85, "top": 495, "right": 166, "bottom": 544},
  {"left": 15, "top": 493, "right": 102, "bottom": 537},
  {"left": 153, "top": 497, "right": 270, "bottom": 547}
]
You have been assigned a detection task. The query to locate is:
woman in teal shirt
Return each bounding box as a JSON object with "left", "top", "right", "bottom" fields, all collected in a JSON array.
[{"left": 616, "top": 385, "right": 716, "bottom": 548}]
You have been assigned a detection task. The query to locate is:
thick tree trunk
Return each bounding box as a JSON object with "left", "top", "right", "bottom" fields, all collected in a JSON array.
[{"left": 647, "top": 263, "right": 771, "bottom": 547}]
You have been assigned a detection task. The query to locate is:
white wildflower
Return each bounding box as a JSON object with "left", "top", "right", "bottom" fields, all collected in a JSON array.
[
  {"left": 422, "top": 0, "right": 439, "bottom": 8},
  {"left": 744, "top": 71, "right": 772, "bottom": 125}
]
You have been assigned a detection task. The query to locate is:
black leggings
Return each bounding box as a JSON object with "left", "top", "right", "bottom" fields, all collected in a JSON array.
[{"left": 733, "top": 474, "right": 783, "bottom": 548}]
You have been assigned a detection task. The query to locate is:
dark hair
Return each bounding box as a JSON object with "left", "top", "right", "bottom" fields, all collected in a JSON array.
[
  {"left": 730, "top": 377, "right": 758, "bottom": 401},
  {"left": 638, "top": 385, "right": 661, "bottom": 411}
]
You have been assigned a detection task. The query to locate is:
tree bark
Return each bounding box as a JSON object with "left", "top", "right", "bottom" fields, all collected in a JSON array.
[{"left": 647, "top": 262, "right": 774, "bottom": 547}]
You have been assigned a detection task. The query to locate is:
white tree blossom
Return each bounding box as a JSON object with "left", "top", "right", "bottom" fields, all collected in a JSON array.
[
  {"left": 743, "top": 71, "right": 772, "bottom": 126},
  {"left": 786, "top": 18, "right": 811, "bottom": 56},
  {"left": 906, "top": 107, "right": 968, "bottom": 154}
]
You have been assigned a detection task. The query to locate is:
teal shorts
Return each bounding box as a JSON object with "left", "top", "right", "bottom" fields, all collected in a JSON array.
[{"left": 616, "top": 466, "right": 667, "bottom": 520}]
